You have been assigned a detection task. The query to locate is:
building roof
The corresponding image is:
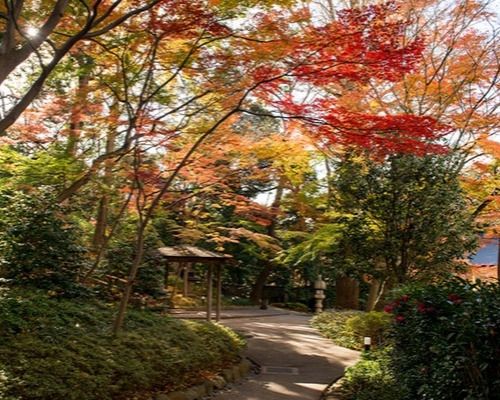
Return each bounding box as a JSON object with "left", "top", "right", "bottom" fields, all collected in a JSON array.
[
  {"left": 157, "top": 245, "right": 234, "bottom": 263},
  {"left": 461, "top": 263, "right": 498, "bottom": 282}
]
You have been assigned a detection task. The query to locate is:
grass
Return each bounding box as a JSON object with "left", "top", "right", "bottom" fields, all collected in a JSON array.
[{"left": 0, "top": 286, "right": 244, "bottom": 400}]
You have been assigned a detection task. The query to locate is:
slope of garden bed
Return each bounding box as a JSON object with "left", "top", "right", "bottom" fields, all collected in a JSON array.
[{"left": 0, "top": 286, "right": 244, "bottom": 400}]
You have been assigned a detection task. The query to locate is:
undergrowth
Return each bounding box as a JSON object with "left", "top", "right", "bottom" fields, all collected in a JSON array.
[{"left": 0, "top": 286, "right": 244, "bottom": 400}]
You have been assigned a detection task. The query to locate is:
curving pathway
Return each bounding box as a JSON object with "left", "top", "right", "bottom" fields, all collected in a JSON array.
[{"left": 207, "top": 308, "right": 360, "bottom": 400}]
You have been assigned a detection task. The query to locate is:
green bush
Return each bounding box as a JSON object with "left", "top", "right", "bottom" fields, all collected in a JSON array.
[
  {"left": 0, "top": 190, "right": 88, "bottom": 295},
  {"left": 385, "top": 278, "right": 500, "bottom": 400},
  {"left": 225, "top": 296, "right": 254, "bottom": 306},
  {"left": 311, "top": 310, "right": 364, "bottom": 350},
  {"left": 339, "top": 348, "right": 403, "bottom": 400},
  {"left": 345, "top": 311, "right": 391, "bottom": 347},
  {"left": 107, "top": 226, "right": 165, "bottom": 297},
  {"left": 314, "top": 312, "right": 402, "bottom": 399},
  {"left": 0, "top": 286, "right": 244, "bottom": 400}
]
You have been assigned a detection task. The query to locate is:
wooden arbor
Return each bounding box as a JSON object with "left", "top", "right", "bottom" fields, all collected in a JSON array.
[{"left": 157, "top": 245, "right": 233, "bottom": 322}]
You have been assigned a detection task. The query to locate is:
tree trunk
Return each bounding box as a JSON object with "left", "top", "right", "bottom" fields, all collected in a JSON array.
[
  {"left": 169, "top": 263, "right": 182, "bottom": 303},
  {"left": 365, "top": 278, "right": 380, "bottom": 311},
  {"left": 92, "top": 196, "right": 109, "bottom": 249},
  {"left": 335, "top": 276, "right": 359, "bottom": 309},
  {"left": 249, "top": 175, "right": 285, "bottom": 304},
  {"left": 250, "top": 261, "right": 273, "bottom": 304},
  {"left": 365, "top": 278, "right": 387, "bottom": 311},
  {"left": 82, "top": 190, "right": 132, "bottom": 283},
  {"left": 66, "top": 53, "right": 92, "bottom": 156},
  {"left": 92, "top": 123, "right": 117, "bottom": 250},
  {"left": 111, "top": 82, "right": 244, "bottom": 334},
  {"left": 112, "top": 223, "right": 146, "bottom": 335},
  {"left": 324, "top": 156, "right": 333, "bottom": 208},
  {"left": 0, "top": 0, "right": 69, "bottom": 84}
]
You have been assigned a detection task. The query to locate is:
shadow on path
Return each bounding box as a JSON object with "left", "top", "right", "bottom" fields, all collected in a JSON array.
[{"left": 208, "top": 311, "right": 360, "bottom": 400}]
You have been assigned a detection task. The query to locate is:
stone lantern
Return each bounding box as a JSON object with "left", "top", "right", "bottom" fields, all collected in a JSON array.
[{"left": 314, "top": 275, "right": 327, "bottom": 313}]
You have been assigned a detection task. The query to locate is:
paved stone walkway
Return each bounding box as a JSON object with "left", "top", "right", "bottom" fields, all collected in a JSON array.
[{"left": 200, "top": 308, "right": 360, "bottom": 400}]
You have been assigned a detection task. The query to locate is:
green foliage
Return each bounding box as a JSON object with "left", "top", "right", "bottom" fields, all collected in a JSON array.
[
  {"left": 315, "top": 311, "right": 401, "bottom": 399},
  {"left": 0, "top": 146, "right": 25, "bottom": 188},
  {"left": 281, "top": 153, "right": 476, "bottom": 293},
  {"left": 311, "top": 310, "right": 364, "bottom": 350},
  {"left": 0, "top": 286, "right": 244, "bottom": 400},
  {"left": 0, "top": 145, "right": 84, "bottom": 190},
  {"left": 313, "top": 311, "right": 391, "bottom": 350},
  {"left": 280, "top": 215, "right": 377, "bottom": 282},
  {"left": 107, "top": 223, "right": 165, "bottom": 297},
  {"left": 345, "top": 311, "right": 391, "bottom": 347},
  {"left": 0, "top": 189, "right": 89, "bottom": 294},
  {"left": 328, "top": 153, "right": 477, "bottom": 283},
  {"left": 386, "top": 278, "right": 500, "bottom": 400},
  {"left": 170, "top": 294, "right": 201, "bottom": 308},
  {"left": 339, "top": 348, "right": 403, "bottom": 400},
  {"left": 219, "top": 230, "right": 281, "bottom": 297},
  {"left": 224, "top": 296, "right": 254, "bottom": 306}
]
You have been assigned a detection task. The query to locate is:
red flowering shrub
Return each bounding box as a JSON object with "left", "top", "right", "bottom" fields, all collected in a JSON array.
[{"left": 385, "top": 278, "right": 500, "bottom": 400}]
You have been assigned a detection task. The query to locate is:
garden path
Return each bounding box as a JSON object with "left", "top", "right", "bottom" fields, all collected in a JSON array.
[{"left": 207, "top": 308, "right": 360, "bottom": 400}]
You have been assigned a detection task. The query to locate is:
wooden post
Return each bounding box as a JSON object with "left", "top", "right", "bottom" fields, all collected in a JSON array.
[
  {"left": 207, "top": 264, "right": 213, "bottom": 322},
  {"left": 164, "top": 261, "right": 170, "bottom": 289},
  {"left": 183, "top": 263, "right": 189, "bottom": 297},
  {"left": 170, "top": 263, "right": 181, "bottom": 299},
  {"left": 216, "top": 264, "right": 222, "bottom": 322}
]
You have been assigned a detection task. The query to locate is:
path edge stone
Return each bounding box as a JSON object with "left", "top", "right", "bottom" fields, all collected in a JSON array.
[
  {"left": 151, "top": 357, "right": 255, "bottom": 400},
  {"left": 320, "top": 375, "right": 346, "bottom": 400}
]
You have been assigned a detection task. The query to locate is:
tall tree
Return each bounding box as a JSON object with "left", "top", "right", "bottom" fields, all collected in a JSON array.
[
  {"left": 283, "top": 151, "right": 478, "bottom": 309},
  {"left": 1, "top": 1, "right": 457, "bottom": 331},
  {"left": 333, "top": 151, "right": 477, "bottom": 283},
  {"left": 0, "top": 0, "right": 170, "bottom": 133}
]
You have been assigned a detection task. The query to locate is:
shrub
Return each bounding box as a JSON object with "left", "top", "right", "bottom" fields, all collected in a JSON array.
[
  {"left": 0, "top": 286, "right": 244, "bottom": 400},
  {"left": 170, "top": 294, "right": 201, "bottom": 308},
  {"left": 311, "top": 310, "right": 364, "bottom": 350},
  {"left": 225, "top": 296, "right": 254, "bottom": 306},
  {"left": 107, "top": 226, "right": 165, "bottom": 297},
  {"left": 0, "top": 190, "right": 88, "bottom": 295},
  {"left": 345, "top": 311, "right": 392, "bottom": 347},
  {"left": 385, "top": 278, "right": 500, "bottom": 400},
  {"left": 339, "top": 348, "right": 403, "bottom": 400}
]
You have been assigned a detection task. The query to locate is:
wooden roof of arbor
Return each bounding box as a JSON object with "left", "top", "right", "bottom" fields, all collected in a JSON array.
[
  {"left": 157, "top": 245, "right": 234, "bottom": 263},
  {"left": 158, "top": 245, "right": 232, "bottom": 322}
]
